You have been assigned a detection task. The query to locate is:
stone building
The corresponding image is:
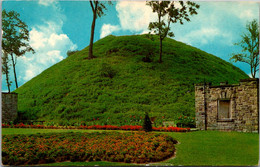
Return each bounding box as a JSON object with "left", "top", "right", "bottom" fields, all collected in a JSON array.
[
  {"left": 2, "top": 93, "right": 18, "bottom": 123},
  {"left": 195, "top": 78, "right": 259, "bottom": 132}
]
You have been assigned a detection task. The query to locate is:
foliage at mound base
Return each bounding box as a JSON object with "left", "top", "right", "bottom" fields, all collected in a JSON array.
[
  {"left": 2, "top": 132, "right": 177, "bottom": 165},
  {"left": 14, "top": 35, "right": 248, "bottom": 126}
]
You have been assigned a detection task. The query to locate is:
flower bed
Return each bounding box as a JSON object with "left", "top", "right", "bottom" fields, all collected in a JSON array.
[
  {"left": 2, "top": 132, "right": 177, "bottom": 165},
  {"left": 2, "top": 123, "right": 190, "bottom": 132},
  {"left": 152, "top": 126, "right": 190, "bottom": 132}
]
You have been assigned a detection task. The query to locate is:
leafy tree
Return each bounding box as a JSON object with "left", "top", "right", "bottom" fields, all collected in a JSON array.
[
  {"left": 230, "top": 19, "right": 259, "bottom": 78},
  {"left": 143, "top": 112, "right": 152, "bottom": 132},
  {"left": 146, "top": 1, "right": 199, "bottom": 63},
  {"left": 2, "top": 52, "right": 12, "bottom": 93},
  {"left": 88, "top": 1, "right": 112, "bottom": 59},
  {"left": 2, "top": 9, "right": 35, "bottom": 89}
]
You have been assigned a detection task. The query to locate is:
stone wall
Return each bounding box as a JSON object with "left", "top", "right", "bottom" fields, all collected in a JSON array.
[
  {"left": 195, "top": 78, "right": 259, "bottom": 132},
  {"left": 2, "top": 93, "right": 18, "bottom": 123}
]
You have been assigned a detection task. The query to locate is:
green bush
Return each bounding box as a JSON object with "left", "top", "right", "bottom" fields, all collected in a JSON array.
[
  {"left": 176, "top": 115, "right": 195, "bottom": 128},
  {"left": 99, "top": 63, "right": 117, "bottom": 78},
  {"left": 67, "top": 50, "right": 78, "bottom": 57}
]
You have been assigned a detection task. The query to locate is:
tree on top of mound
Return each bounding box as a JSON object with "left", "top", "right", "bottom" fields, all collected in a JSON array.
[
  {"left": 146, "top": 1, "right": 199, "bottom": 63},
  {"left": 88, "top": 1, "right": 113, "bottom": 59}
]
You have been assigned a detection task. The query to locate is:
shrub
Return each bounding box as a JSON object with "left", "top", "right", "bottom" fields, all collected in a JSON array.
[
  {"left": 66, "top": 50, "right": 78, "bottom": 57},
  {"left": 143, "top": 112, "right": 152, "bottom": 132},
  {"left": 176, "top": 115, "right": 196, "bottom": 128},
  {"left": 99, "top": 63, "right": 117, "bottom": 78}
]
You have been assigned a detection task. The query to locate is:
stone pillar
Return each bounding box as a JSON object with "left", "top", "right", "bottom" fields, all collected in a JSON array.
[
  {"left": 236, "top": 79, "right": 259, "bottom": 132},
  {"left": 195, "top": 84, "right": 206, "bottom": 130},
  {"left": 2, "top": 93, "right": 18, "bottom": 123}
]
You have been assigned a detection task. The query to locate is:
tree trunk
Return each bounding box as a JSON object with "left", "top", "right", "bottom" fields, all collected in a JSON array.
[
  {"left": 5, "top": 72, "right": 11, "bottom": 93},
  {"left": 252, "top": 57, "right": 258, "bottom": 78},
  {"left": 252, "top": 68, "right": 256, "bottom": 78},
  {"left": 158, "top": 5, "right": 163, "bottom": 63},
  {"left": 11, "top": 54, "right": 18, "bottom": 88},
  {"left": 159, "top": 37, "right": 163, "bottom": 63},
  {"left": 250, "top": 62, "right": 255, "bottom": 78},
  {"left": 88, "top": 2, "right": 98, "bottom": 59}
]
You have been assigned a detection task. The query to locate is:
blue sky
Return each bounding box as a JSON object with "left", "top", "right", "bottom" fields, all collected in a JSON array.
[{"left": 1, "top": 0, "right": 259, "bottom": 92}]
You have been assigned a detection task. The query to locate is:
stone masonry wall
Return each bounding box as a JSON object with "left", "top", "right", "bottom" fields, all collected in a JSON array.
[
  {"left": 195, "top": 78, "right": 259, "bottom": 132},
  {"left": 195, "top": 84, "right": 207, "bottom": 130},
  {"left": 2, "top": 93, "right": 18, "bottom": 123}
]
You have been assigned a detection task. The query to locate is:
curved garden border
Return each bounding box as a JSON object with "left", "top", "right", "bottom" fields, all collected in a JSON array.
[{"left": 2, "top": 132, "right": 178, "bottom": 165}]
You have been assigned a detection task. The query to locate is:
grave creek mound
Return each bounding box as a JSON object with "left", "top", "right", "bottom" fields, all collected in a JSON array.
[{"left": 14, "top": 35, "right": 248, "bottom": 125}]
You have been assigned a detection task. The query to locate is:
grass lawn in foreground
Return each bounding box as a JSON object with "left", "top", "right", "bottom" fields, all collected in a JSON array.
[
  {"left": 157, "top": 131, "right": 259, "bottom": 166},
  {"left": 2, "top": 128, "right": 259, "bottom": 166}
]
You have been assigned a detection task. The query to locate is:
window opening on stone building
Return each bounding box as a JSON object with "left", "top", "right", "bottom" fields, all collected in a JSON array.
[{"left": 218, "top": 99, "right": 231, "bottom": 120}]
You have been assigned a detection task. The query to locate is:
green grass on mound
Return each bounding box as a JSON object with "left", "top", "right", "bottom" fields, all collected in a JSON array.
[{"left": 14, "top": 35, "right": 248, "bottom": 125}]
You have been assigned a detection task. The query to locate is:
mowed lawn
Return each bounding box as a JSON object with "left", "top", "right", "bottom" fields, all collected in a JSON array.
[{"left": 2, "top": 128, "right": 259, "bottom": 166}]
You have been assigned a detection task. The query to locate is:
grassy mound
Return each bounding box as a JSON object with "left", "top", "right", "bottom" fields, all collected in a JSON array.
[{"left": 14, "top": 35, "right": 248, "bottom": 126}]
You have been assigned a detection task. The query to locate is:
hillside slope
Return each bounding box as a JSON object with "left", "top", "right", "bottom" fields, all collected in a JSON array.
[{"left": 14, "top": 35, "right": 248, "bottom": 126}]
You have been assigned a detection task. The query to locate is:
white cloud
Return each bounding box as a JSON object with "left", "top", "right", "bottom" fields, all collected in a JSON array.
[
  {"left": 110, "top": 1, "right": 258, "bottom": 48},
  {"left": 209, "top": 2, "right": 258, "bottom": 23},
  {"left": 29, "top": 28, "right": 47, "bottom": 50},
  {"left": 29, "top": 20, "right": 66, "bottom": 49},
  {"left": 39, "top": 0, "right": 55, "bottom": 6},
  {"left": 24, "top": 65, "right": 40, "bottom": 81},
  {"left": 116, "top": 1, "right": 156, "bottom": 32},
  {"left": 100, "top": 24, "right": 120, "bottom": 38},
  {"left": 239, "top": 9, "right": 254, "bottom": 21},
  {"left": 173, "top": 2, "right": 258, "bottom": 47},
  {"left": 99, "top": 1, "right": 156, "bottom": 37},
  {"left": 19, "top": 20, "right": 77, "bottom": 81},
  {"left": 140, "top": 29, "right": 151, "bottom": 35},
  {"left": 8, "top": 1, "right": 78, "bottom": 85},
  {"left": 177, "top": 27, "right": 233, "bottom": 46}
]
